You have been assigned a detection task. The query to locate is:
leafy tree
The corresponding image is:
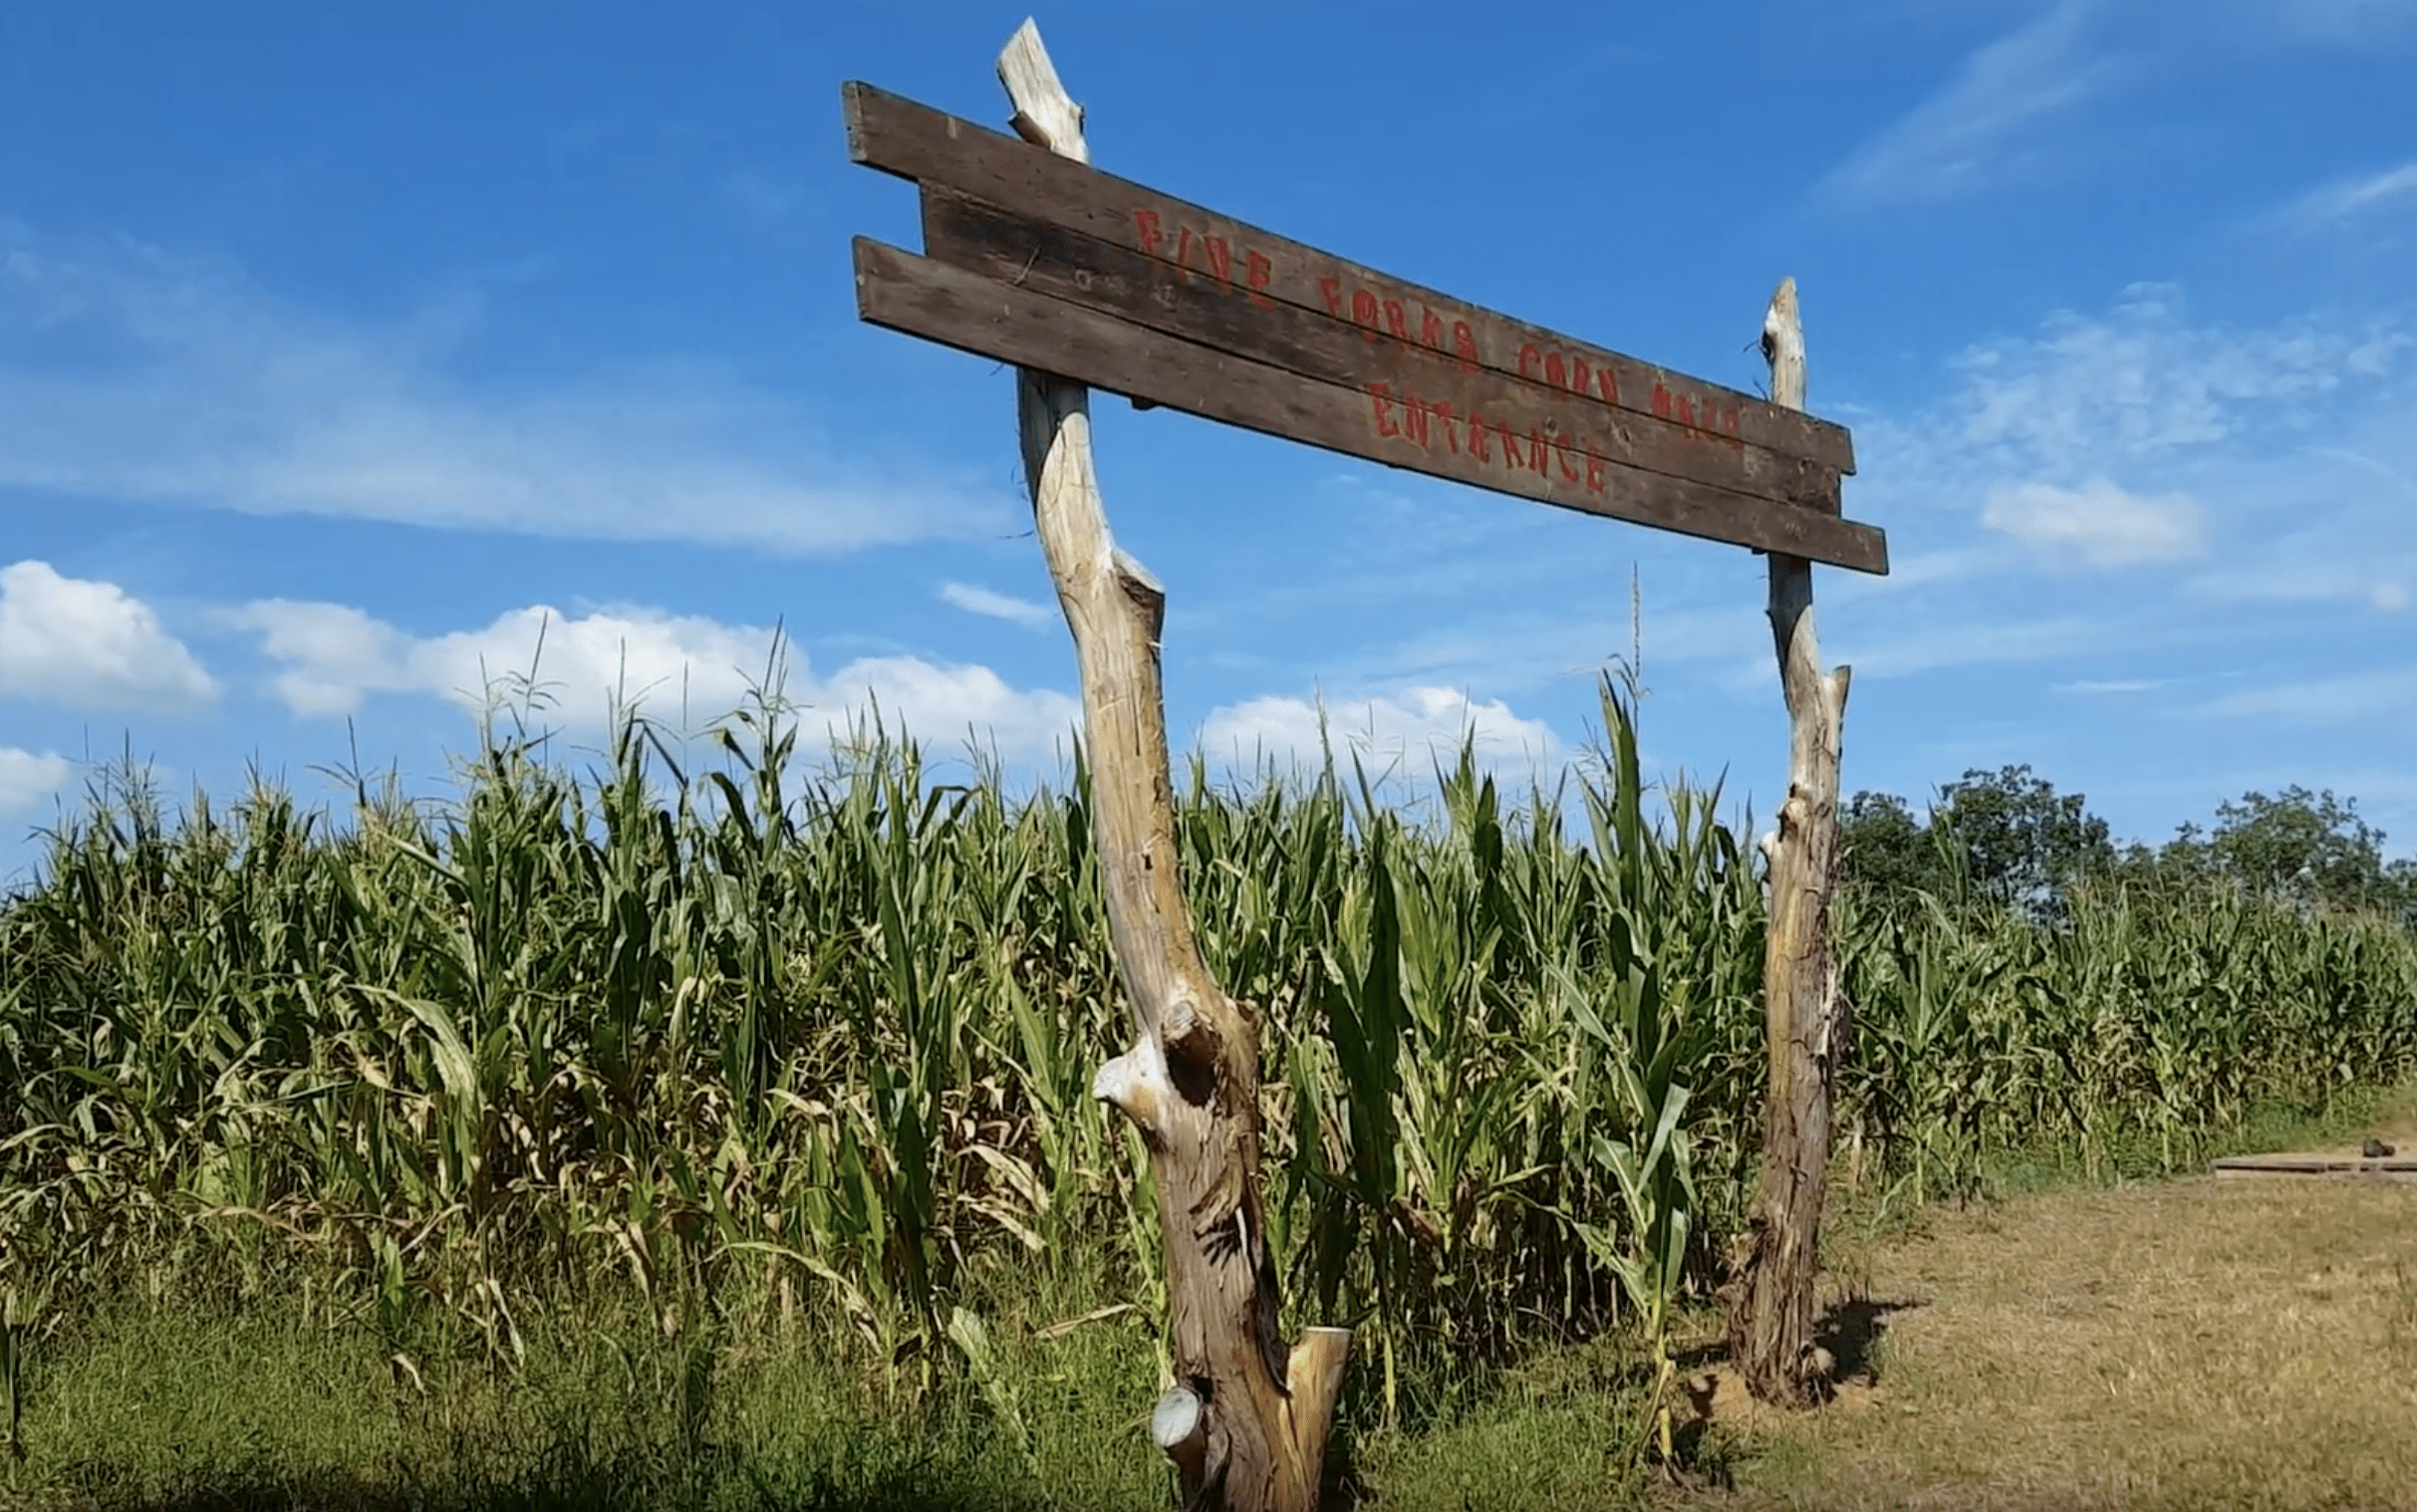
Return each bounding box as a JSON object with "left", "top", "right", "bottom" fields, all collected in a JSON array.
[
  {"left": 2390, "top": 859, "right": 2417, "bottom": 928},
  {"left": 2209, "top": 787, "right": 2398, "bottom": 913},
  {"left": 1930, "top": 765, "right": 2114, "bottom": 918},
  {"left": 1838, "top": 791, "right": 1946, "bottom": 899},
  {"left": 1835, "top": 769, "right": 2412, "bottom": 929},
  {"left": 2106, "top": 821, "right": 2214, "bottom": 897}
]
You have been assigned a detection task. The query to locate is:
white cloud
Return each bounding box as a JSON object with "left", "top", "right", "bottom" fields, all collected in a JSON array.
[
  {"left": 0, "top": 560, "right": 218, "bottom": 710},
  {"left": 234, "top": 598, "right": 1083, "bottom": 757},
  {"left": 1820, "top": 3, "right": 2120, "bottom": 206},
  {"left": 1196, "top": 686, "right": 1559, "bottom": 776},
  {"left": 940, "top": 582, "right": 1054, "bottom": 628},
  {"left": 818, "top": 655, "right": 1083, "bottom": 758},
  {"left": 0, "top": 747, "right": 72, "bottom": 818},
  {"left": 1982, "top": 478, "right": 2207, "bottom": 566},
  {"left": 231, "top": 600, "right": 775, "bottom": 721},
  {"left": 0, "top": 231, "right": 1012, "bottom": 554},
  {"left": 2057, "top": 678, "right": 2165, "bottom": 694}
]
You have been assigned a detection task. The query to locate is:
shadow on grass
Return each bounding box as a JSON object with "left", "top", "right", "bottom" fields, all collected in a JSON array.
[
  {"left": 1664, "top": 1293, "right": 1921, "bottom": 1410},
  {"left": 1816, "top": 1295, "right": 1919, "bottom": 1385}
]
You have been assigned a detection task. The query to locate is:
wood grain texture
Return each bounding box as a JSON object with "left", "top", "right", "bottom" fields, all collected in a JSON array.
[
  {"left": 845, "top": 79, "right": 1858, "bottom": 476},
  {"left": 855, "top": 237, "right": 1888, "bottom": 573},
  {"left": 921, "top": 187, "right": 1846, "bottom": 516},
  {"left": 991, "top": 22, "right": 1345, "bottom": 1512},
  {"left": 1720, "top": 277, "right": 1854, "bottom": 1409}
]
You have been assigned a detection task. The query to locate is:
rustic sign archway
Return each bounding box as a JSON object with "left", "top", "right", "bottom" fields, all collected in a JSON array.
[{"left": 846, "top": 21, "right": 1882, "bottom": 1507}]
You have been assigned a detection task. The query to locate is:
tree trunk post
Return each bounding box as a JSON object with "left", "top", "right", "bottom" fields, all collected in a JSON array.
[
  {"left": 994, "top": 20, "right": 1349, "bottom": 1510},
  {"left": 1720, "top": 277, "right": 1852, "bottom": 1407}
]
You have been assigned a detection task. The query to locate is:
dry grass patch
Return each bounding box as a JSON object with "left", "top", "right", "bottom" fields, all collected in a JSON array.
[{"left": 1700, "top": 1145, "right": 2417, "bottom": 1510}]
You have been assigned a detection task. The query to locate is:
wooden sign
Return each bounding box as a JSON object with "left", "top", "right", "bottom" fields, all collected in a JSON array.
[{"left": 844, "top": 82, "right": 1887, "bottom": 575}]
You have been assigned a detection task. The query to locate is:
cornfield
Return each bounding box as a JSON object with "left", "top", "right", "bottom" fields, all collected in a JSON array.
[{"left": 3, "top": 681, "right": 2413, "bottom": 1393}]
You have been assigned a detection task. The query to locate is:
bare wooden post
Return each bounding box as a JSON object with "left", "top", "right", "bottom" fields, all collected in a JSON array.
[
  {"left": 1721, "top": 277, "right": 1852, "bottom": 1407},
  {"left": 995, "top": 20, "right": 1349, "bottom": 1510}
]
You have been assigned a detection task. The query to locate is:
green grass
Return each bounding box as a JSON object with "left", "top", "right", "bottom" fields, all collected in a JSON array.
[
  {"left": 6, "top": 1264, "right": 1170, "bottom": 1512},
  {"left": 0, "top": 1261, "right": 1670, "bottom": 1512}
]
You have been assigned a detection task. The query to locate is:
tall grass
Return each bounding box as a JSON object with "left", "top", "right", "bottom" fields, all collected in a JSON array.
[{"left": 3, "top": 679, "right": 2413, "bottom": 1429}]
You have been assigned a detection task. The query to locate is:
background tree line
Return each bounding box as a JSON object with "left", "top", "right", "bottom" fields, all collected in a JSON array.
[{"left": 1841, "top": 767, "right": 2417, "bottom": 926}]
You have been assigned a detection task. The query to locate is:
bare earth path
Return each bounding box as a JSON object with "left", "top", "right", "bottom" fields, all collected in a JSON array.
[{"left": 1703, "top": 1111, "right": 2417, "bottom": 1511}]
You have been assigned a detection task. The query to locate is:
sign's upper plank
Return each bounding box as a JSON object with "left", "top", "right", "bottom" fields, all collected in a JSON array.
[
  {"left": 854, "top": 239, "right": 1887, "bottom": 572},
  {"left": 919, "top": 189, "right": 1846, "bottom": 519},
  {"left": 845, "top": 83, "right": 1854, "bottom": 477},
  {"left": 844, "top": 81, "right": 1885, "bottom": 573}
]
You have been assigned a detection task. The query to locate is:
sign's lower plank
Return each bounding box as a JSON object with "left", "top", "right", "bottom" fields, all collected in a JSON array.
[
  {"left": 854, "top": 238, "right": 1887, "bottom": 574},
  {"left": 921, "top": 188, "right": 1841, "bottom": 516},
  {"left": 845, "top": 82, "right": 1855, "bottom": 477}
]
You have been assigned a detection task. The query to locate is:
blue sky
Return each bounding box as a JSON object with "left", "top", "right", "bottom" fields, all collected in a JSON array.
[{"left": 3, "top": 0, "right": 2414, "bottom": 882}]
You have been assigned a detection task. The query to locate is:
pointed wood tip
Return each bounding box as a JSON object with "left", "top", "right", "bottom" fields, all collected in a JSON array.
[
  {"left": 997, "top": 17, "right": 1088, "bottom": 162},
  {"left": 1760, "top": 276, "right": 1807, "bottom": 413},
  {"left": 1766, "top": 276, "right": 1798, "bottom": 331},
  {"left": 1762, "top": 279, "right": 1801, "bottom": 347}
]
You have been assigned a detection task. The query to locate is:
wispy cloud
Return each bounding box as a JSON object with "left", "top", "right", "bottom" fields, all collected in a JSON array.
[
  {"left": 2273, "top": 159, "right": 2417, "bottom": 233},
  {"left": 2264, "top": 0, "right": 2417, "bottom": 43},
  {"left": 2205, "top": 666, "right": 2417, "bottom": 720},
  {"left": 1820, "top": 3, "right": 2122, "bottom": 206},
  {"left": 1831, "top": 616, "right": 2140, "bottom": 680},
  {"left": 940, "top": 582, "right": 1053, "bottom": 628},
  {"left": 2056, "top": 678, "right": 2166, "bottom": 694},
  {"left": 0, "top": 230, "right": 1013, "bottom": 554},
  {"left": 721, "top": 168, "right": 812, "bottom": 220},
  {"left": 0, "top": 560, "right": 218, "bottom": 711},
  {"left": 1942, "top": 286, "right": 2403, "bottom": 475},
  {"left": 2191, "top": 560, "right": 2414, "bottom": 613},
  {"left": 233, "top": 598, "right": 1083, "bottom": 756}
]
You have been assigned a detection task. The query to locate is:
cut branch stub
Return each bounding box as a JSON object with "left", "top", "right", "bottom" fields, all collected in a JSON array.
[
  {"left": 995, "top": 19, "right": 1347, "bottom": 1511},
  {"left": 1093, "top": 1042, "right": 1170, "bottom": 1145}
]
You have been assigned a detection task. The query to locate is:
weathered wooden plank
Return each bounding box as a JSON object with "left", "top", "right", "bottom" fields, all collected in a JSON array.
[
  {"left": 845, "top": 80, "right": 1858, "bottom": 476},
  {"left": 855, "top": 238, "right": 1889, "bottom": 573},
  {"left": 921, "top": 188, "right": 1844, "bottom": 515}
]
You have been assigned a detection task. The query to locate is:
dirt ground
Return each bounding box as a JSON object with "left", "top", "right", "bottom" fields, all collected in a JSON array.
[{"left": 1697, "top": 1108, "right": 2417, "bottom": 1511}]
